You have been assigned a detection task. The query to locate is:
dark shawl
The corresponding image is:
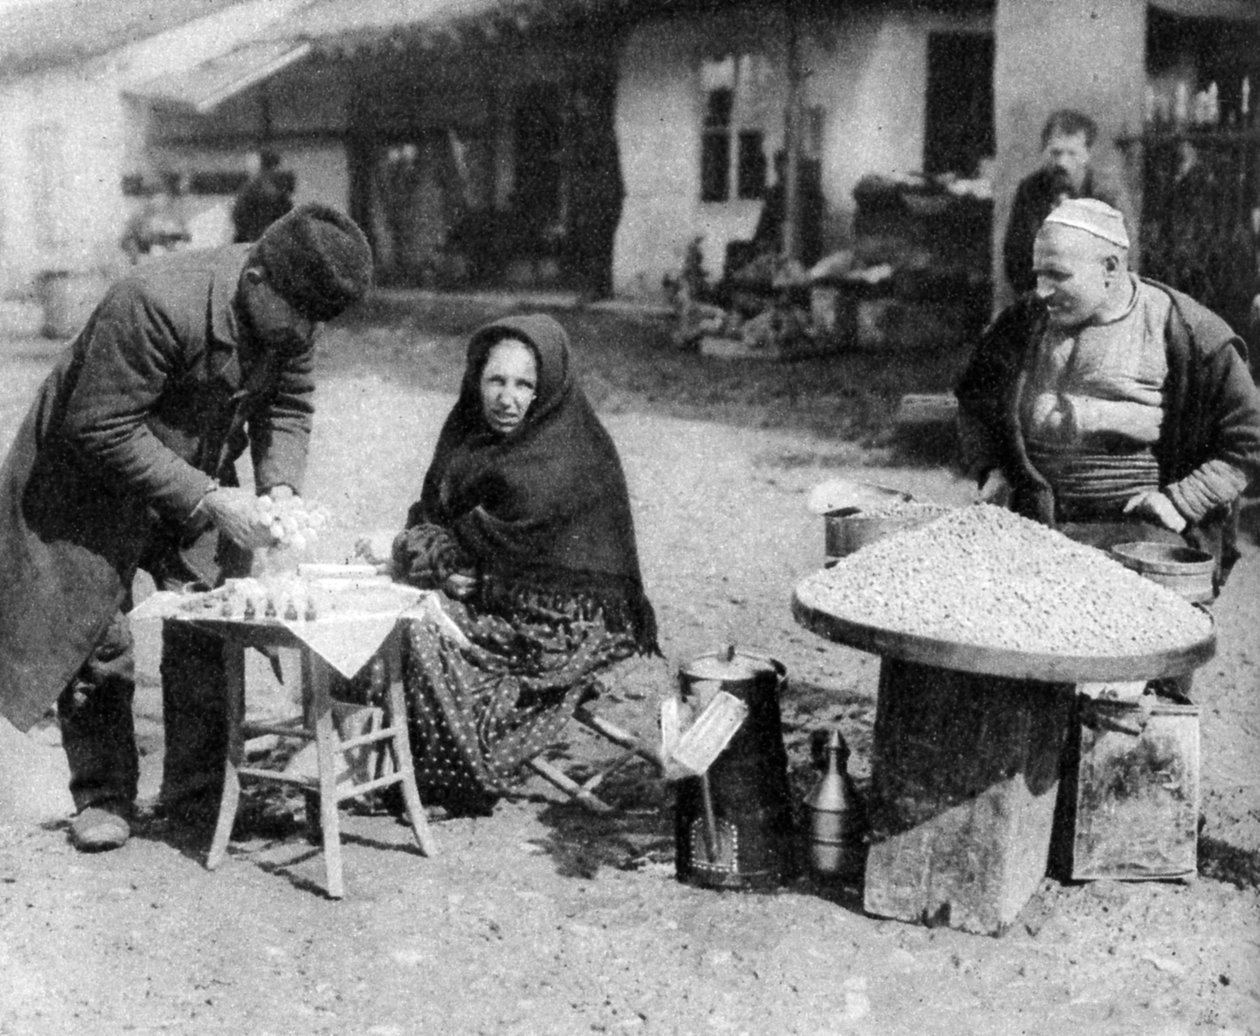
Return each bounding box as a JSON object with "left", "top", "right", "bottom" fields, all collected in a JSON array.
[{"left": 406, "top": 313, "right": 658, "bottom": 653}]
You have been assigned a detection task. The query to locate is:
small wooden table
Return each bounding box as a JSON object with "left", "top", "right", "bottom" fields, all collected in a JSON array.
[
  {"left": 181, "top": 616, "right": 437, "bottom": 899},
  {"left": 792, "top": 582, "right": 1214, "bottom": 934}
]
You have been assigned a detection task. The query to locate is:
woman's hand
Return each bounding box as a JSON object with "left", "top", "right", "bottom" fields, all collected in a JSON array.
[
  {"left": 391, "top": 523, "right": 471, "bottom": 588},
  {"left": 442, "top": 572, "right": 477, "bottom": 600},
  {"left": 354, "top": 530, "right": 397, "bottom": 570}
]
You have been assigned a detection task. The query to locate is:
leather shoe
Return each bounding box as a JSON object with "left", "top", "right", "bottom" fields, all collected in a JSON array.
[{"left": 70, "top": 806, "right": 131, "bottom": 852}]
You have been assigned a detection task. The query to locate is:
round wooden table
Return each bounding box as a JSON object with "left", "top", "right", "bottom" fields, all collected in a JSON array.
[{"left": 791, "top": 578, "right": 1215, "bottom": 934}]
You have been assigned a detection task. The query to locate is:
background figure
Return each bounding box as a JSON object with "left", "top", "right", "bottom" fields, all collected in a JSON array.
[
  {"left": 564, "top": 81, "right": 625, "bottom": 301},
  {"left": 120, "top": 172, "right": 190, "bottom": 264},
  {"left": 232, "top": 147, "right": 294, "bottom": 243},
  {"left": 751, "top": 150, "right": 825, "bottom": 269},
  {"left": 1002, "top": 109, "right": 1130, "bottom": 296}
]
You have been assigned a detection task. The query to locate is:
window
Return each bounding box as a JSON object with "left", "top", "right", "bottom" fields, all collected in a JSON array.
[{"left": 700, "top": 53, "right": 771, "bottom": 202}]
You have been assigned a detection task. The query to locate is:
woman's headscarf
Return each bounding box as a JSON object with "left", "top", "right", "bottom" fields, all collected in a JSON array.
[{"left": 409, "top": 313, "right": 657, "bottom": 652}]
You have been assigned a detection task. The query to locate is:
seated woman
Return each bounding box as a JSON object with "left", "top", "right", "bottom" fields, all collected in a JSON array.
[{"left": 391, "top": 314, "right": 658, "bottom": 815}]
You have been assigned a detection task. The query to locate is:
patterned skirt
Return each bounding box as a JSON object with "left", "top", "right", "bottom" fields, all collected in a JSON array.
[{"left": 401, "top": 585, "right": 638, "bottom": 815}]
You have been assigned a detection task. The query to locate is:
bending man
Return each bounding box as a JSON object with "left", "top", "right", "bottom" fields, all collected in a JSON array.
[{"left": 0, "top": 203, "right": 372, "bottom": 851}]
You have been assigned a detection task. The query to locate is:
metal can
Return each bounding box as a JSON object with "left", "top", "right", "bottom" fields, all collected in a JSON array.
[{"left": 673, "top": 646, "right": 798, "bottom": 890}]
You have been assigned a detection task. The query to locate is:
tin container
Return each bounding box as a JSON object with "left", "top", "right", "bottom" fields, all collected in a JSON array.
[
  {"left": 1055, "top": 694, "right": 1200, "bottom": 881},
  {"left": 1110, "top": 541, "right": 1215, "bottom": 603},
  {"left": 824, "top": 502, "right": 952, "bottom": 563},
  {"left": 673, "top": 647, "right": 797, "bottom": 890}
]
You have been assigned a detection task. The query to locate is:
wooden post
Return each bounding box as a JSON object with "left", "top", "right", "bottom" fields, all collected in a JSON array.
[
  {"left": 863, "top": 658, "right": 1074, "bottom": 935},
  {"left": 781, "top": 2, "right": 802, "bottom": 263}
]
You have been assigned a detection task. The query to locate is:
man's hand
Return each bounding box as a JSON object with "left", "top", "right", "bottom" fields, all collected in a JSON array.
[
  {"left": 1122, "top": 490, "right": 1187, "bottom": 533},
  {"left": 198, "top": 487, "right": 277, "bottom": 549},
  {"left": 977, "top": 468, "right": 1012, "bottom": 506}
]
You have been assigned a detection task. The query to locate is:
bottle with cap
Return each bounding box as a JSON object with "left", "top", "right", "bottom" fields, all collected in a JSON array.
[{"left": 803, "top": 727, "right": 866, "bottom": 883}]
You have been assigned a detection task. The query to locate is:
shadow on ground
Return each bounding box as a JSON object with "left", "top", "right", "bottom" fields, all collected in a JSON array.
[
  {"left": 530, "top": 759, "right": 674, "bottom": 880},
  {"left": 1198, "top": 835, "right": 1260, "bottom": 889},
  {"left": 1237, "top": 496, "right": 1260, "bottom": 548}
]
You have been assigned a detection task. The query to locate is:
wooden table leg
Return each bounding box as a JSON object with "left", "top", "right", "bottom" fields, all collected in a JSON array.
[
  {"left": 384, "top": 639, "right": 438, "bottom": 857},
  {"left": 305, "top": 649, "right": 346, "bottom": 899},
  {"left": 206, "top": 640, "right": 246, "bottom": 871}
]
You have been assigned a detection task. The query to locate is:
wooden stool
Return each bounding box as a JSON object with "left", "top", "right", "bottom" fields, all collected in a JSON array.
[
  {"left": 202, "top": 622, "right": 437, "bottom": 898},
  {"left": 527, "top": 705, "right": 663, "bottom": 814}
]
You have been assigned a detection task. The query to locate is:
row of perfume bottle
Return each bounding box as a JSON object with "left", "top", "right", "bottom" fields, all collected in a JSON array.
[{"left": 1144, "top": 77, "right": 1253, "bottom": 130}]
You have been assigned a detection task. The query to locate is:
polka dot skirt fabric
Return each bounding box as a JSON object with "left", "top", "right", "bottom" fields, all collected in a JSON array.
[{"left": 402, "top": 588, "right": 636, "bottom": 815}]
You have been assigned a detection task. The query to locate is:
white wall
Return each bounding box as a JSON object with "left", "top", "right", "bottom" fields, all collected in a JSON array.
[
  {"left": 805, "top": 6, "right": 990, "bottom": 242},
  {"left": 613, "top": 3, "right": 991, "bottom": 300},
  {"left": 0, "top": 0, "right": 310, "bottom": 296},
  {"left": 0, "top": 64, "right": 127, "bottom": 296},
  {"left": 614, "top": 18, "right": 723, "bottom": 300}
]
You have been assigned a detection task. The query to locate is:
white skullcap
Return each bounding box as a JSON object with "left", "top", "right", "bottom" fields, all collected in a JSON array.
[{"left": 1041, "top": 198, "right": 1130, "bottom": 249}]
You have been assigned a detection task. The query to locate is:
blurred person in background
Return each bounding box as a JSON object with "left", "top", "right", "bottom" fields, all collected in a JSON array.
[
  {"left": 1002, "top": 110, "right": 1131, "bottom": 297},
  {"left": 232, "top": 147, "right": 294, "bottom": 243},
  {"left": 121, "top": 172, "right": 190, "bottom": 264}
]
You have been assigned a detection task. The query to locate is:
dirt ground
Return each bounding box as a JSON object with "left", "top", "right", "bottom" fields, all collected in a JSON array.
[{"left": 0, "top": 301, "right": 1258, "bottom": 1036}]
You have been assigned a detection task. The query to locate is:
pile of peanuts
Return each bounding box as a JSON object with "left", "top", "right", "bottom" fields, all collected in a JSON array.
[{"left": 801, "top": 504, "right": 1212, "bottom": 656}]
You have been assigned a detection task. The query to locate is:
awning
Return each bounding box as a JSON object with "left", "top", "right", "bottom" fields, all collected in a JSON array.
[
  {"left": 125, "top": 38, "right": 311, "bottom": 114},
  {"left": 1148, "top": 0, "right": 1260, "bottom": 21}
]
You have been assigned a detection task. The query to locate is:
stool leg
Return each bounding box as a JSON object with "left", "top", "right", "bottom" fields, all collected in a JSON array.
[
  {"left": 385, "top": 666, "right": 438, "bottom": 856},
  {"left": 206, "top": 641, "right": 245, "bottom": 871},
  {"left": 306, "top": 651, "right": 345, "bottom": 899},
  {"left": 526, "top": 756, "right": 614, "bottom": 813}
]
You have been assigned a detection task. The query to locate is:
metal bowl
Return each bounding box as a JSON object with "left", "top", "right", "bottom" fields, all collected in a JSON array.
[
  {"left": 1110, "top": 541, "right": 1215, "bottom": 603},
  {"left": 807, "top": 478, "right": 913, "bottom": 516}
]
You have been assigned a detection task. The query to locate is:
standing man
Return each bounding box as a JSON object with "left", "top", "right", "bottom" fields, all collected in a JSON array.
[
  {"left": 0, "top": 203, "right": 373, "bottom": 851},
  {"left": 1002, "top": 110, "right": 1131, "bottom": 297},
  {"left": 232, "top": 147, "right": 294, "bottom": 243},
  {"left": 958, "top": 198, "right": 1260, "bottom": 596}
]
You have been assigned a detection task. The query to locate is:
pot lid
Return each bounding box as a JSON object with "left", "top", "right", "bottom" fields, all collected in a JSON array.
[
  {"left": 682, "top": 644, "right": 777, "bottom": 682},
  {"left": 806, "top": 478, "right": 914, "bottom": 516}
]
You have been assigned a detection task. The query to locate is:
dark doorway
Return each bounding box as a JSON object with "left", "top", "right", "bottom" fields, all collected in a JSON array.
[
  {"left": 563, "top": 68, "right": 625, "bottom": 299},
  {"left": 514, "top": 84, "right": 565, "bottom": 231},
  {"left": 924, "top": 32, "right": 995, "bottom": 177}
]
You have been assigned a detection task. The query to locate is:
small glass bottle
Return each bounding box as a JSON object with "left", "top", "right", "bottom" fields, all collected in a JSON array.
[{"left": 804, "top": 727, "right": 866, "bottom": 883}]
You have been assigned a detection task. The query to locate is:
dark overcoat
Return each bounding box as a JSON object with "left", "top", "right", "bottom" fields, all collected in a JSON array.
[{"left": 0, "top": 245, "right": 313, "bottom": 729}]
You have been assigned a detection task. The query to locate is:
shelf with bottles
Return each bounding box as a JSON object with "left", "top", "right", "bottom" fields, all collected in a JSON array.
[{"left": 1117, "top": 128, "right": 1260, "bottom": 148}]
